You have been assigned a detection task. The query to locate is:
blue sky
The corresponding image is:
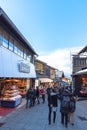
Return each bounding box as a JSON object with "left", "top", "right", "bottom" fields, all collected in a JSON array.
[{"left": 0, "top": 0, "right": 87, "bottom": 76}]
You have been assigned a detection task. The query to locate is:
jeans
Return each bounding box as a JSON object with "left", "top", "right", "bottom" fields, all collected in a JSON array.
[
  {"left": 26, "top": 98, "right": 32, "bottom": 108},
  {"left": 48, "top": 106, "right": 56, "bottom": 124},
  {"left": 61, "top": 113, "right": 68, "bottom": 127},
  {"left": 42, "top": 94, "right": 45, "bottom": 103},
  {"left": 48, "top": 106, "right": 52, "bottom": 124}
]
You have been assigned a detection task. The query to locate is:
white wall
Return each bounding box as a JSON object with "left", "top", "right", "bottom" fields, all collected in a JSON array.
[{"left": 0, "top": 46, "right": 36, "bottom": 78}]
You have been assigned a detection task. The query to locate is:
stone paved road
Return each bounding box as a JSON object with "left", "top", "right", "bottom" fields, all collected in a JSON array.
[{"left": 0, "top": 98, "right": 87, "bottom": 130}]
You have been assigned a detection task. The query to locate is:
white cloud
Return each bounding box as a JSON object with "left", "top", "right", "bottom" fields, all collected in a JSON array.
[{"left": 37, "top": 46, "right": 83, "bottom": 77}]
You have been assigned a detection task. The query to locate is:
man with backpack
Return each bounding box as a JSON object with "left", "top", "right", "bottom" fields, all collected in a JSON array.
[{"left": 60, "top": 86, "right": 71, "bottom": 128}]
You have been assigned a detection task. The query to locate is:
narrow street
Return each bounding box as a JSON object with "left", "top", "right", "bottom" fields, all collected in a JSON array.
[{"left": 0, "top": 98, "right": 87, "bottom": 130}]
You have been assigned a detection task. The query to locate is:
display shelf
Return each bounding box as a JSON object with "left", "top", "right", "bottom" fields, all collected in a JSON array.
[
  {"left": 1, "top": 95, "right": 22, "bottom": 107},
  {"left": 18, "top": 86, "right": 26, "bottom": 97},
  {"left": 1, "top": 85, "right": 22, "bottom": 108}
]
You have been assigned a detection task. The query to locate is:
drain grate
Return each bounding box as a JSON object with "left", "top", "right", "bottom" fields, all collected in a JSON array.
[
  {"left": 0, "top": 122, "right": 5, "bottom": 127},
  {"left": 78, "top": 116, "right": 87, "bottom": 121}
]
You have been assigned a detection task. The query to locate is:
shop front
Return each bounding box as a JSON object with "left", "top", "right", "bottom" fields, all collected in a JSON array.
[
  {"left": 38, "top": 78, "right": 53, "bottom": 88},
  {"left": 0, "top": 48, "right": 36, "bottom": 107},
  {"left": 72, "top": 69, "right": 87, "bottom": 97},
  {"left": 0, "top": 7, "right": 37, "bottom": 108}
]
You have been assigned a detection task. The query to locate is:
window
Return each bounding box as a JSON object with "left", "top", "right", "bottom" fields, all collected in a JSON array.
[
  {"left": 17, "top": 48, "right": 21, "bottom": 56},
  {"left": 20, "top": 49, "right": 23, "bottom": 58},
  {"left": 86, "top": 59, "right": 87, "bottom": 65},
  {"left": 9, "top": 41, "right": 14, "bottom": 51},
  {"left": 2, "top": 37, "right": 8, "bottom": 48},
  {"left": 14, "top": 45, "right": 18, "bottom": 54},
  {"left": 0, "top": 26, "right": 3, "bottom": 45},
  {"left": 2, "top": 31, "right": 9, "bottom": 48},
  {"left": 19, "top": 45, "right": 23, "bottom": 58},
  {"left": 0, "top": 35, "right": 3, "bottom": 45},
  {"left": 24, "top": 53, "right": 27, "bottom": 59},
  {"left": 27, "top": 55, "right": 31, "bottom": 61}
]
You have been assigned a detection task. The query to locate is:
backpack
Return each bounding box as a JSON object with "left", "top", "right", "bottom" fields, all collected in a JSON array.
[
  {"left": 63, "top": 96, "right": 70, "bottom": 102},
  {"left": 60, "top": 96, "right": 70, "bottom": 113},
  {"left": 69, "top": 97, "right": 75, "bottom": 113},
  {"left": 61, "top": 100, "right": 69, "bottom": 110}
]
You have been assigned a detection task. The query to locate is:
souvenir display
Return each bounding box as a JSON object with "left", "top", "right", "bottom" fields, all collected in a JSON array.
[{"left": 1, "top": 85, "right": 22, "bottom": 107}]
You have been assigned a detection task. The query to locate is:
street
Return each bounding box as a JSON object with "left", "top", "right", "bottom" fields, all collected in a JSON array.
[{"left": 0, "top": 98, "right": 87, "bottom": 130}]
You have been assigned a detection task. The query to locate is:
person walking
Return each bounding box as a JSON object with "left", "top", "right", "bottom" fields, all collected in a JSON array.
[
  {"left": 26, "top": 87, "right": 33, "bottom": 108},
  {"left": 51, "top": 87, "right": 58, "bottom": 123},
  {"left": 42, "top": 86, "right": 46, "bottom": 104},
  {"left": 36, "top": 86, "right": 40, "bottom": 104},
  {"left": 32, "top": 87, "right": 36, "bottom": 106},
  {"left": 60, "top": 86, "right": 71, "bottom": 128},
  {"left": 47, "top": 87, "right": 58, "bottom": 124},
  {"left": 69, "top": 93, "right": 76, "bottom": 125},
  {"left": 47, "top": 87, "right": 52, "bottom": 125}
]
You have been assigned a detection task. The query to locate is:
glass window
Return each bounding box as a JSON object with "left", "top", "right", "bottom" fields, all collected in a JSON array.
[
  {"left": 0, "top": 35, "right": 1, "bottom": 42},
  {"left": 86, "top": 59, "right": 87, "bottom": 65},
  {"left": 19, "top": 45, "right": 23, "bottom": 58},
  {"left": 27, "top": 55, "right": 30, "bottom": 61},
  {"left": 18, "top": 48, "right": 21, "bottom": 56},
  {"left": 82, "top": 59, "right": 85, "bottom": 66},
  {"left": 0, "top": 35, "right": 3, "bottom": 45},
  {"left": 9, "top": 41, "right": 14, "bottom": 51},
  {"left": 2, "top": 37, "right": 9, "bottom": 48},
  {"left": 14, "top": 45, "right": 18, "bottom": 54},
  {"left": 20, "top": 50, "right": 23, "bottom": 58},
  {"left": 24, "top": 53, "right": 27, "bottom": 59},
  {"left": 14, "top": 40, "right": 18, "bottom": 54},
  {"left": 84, "top": 59, "right": 86, "bottom": 65},
  {"left": 0, "top": 27, "right": 3, "bottom": 45}
]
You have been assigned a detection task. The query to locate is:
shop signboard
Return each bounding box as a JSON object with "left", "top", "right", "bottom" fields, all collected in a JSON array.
[
  {"left": 56, "top": 70, "right": 63, "bottom": 78},
  {"left": 19, "top": 62, "right": 30, "bottom": 73}
]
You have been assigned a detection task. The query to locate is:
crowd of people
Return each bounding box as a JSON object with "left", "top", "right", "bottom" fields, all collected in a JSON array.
[
  {"left": 25, "top": 84, "right": 77, "bottom": 129},
  {"left": 26, "top": 86, "right": 46, "bottom": 108},
  {"left": 47, "top": 85, "right": 77, "bottom": 128}
]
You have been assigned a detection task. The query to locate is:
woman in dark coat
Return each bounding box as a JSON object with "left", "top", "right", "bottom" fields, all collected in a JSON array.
[{"left": 47, "top": 87, "right": 58, "bottom": 124}]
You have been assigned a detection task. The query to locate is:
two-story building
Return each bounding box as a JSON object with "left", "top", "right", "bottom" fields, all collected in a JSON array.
[
  {"left": 0, "top": 8, "right": 37, "bottom": 107},
  {"left": 35, "top": 59, "right": 60, "bottom": 88},
  {"left": 72, "top": 46, "right": 87, "bottom": 95},
  {"left": 35, "top": 59, "right": 52, "bottom": 87}
]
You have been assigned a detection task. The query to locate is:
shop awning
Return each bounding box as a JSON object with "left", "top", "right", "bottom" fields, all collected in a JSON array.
[
  {"left": 39, "top": 78, "right": 53, "bottom": 83},
  {"left": 73, "top": 69, "right": 87, "bottom": 75}
]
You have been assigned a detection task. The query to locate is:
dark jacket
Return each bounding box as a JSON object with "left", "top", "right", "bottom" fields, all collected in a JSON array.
[
  {"left": 51, "top": 92, "right": 58, "bottom": 107},
  {"left": 36, "top": 88, "right": 40, "bottom": 97},
  {"left": 60, "top": 88, "right": 71, "bottom": 114},
  {"left": 48, "top": 92, "right": 58, "bottom": 107},
  {"left": 62, "top": 88, "right": 72, "bottom": 96},
  {"left": 26, "top": 88, "right": 33, "bottom": 99},
  {"left": 48, "top": 94, "right": 52, "bottom": 107}
]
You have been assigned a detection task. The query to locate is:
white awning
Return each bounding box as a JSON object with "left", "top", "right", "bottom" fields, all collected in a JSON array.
[
  {"left": 39, "top": 78, "right": 53, "bottom": 83},
  {"left": 74, "top": 69, "right": 87, "bottom": 75}
]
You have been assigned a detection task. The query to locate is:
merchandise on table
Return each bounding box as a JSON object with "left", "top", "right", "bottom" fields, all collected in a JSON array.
[{"left": 1, "top": 85, "right": 22, "bottom": 107}]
